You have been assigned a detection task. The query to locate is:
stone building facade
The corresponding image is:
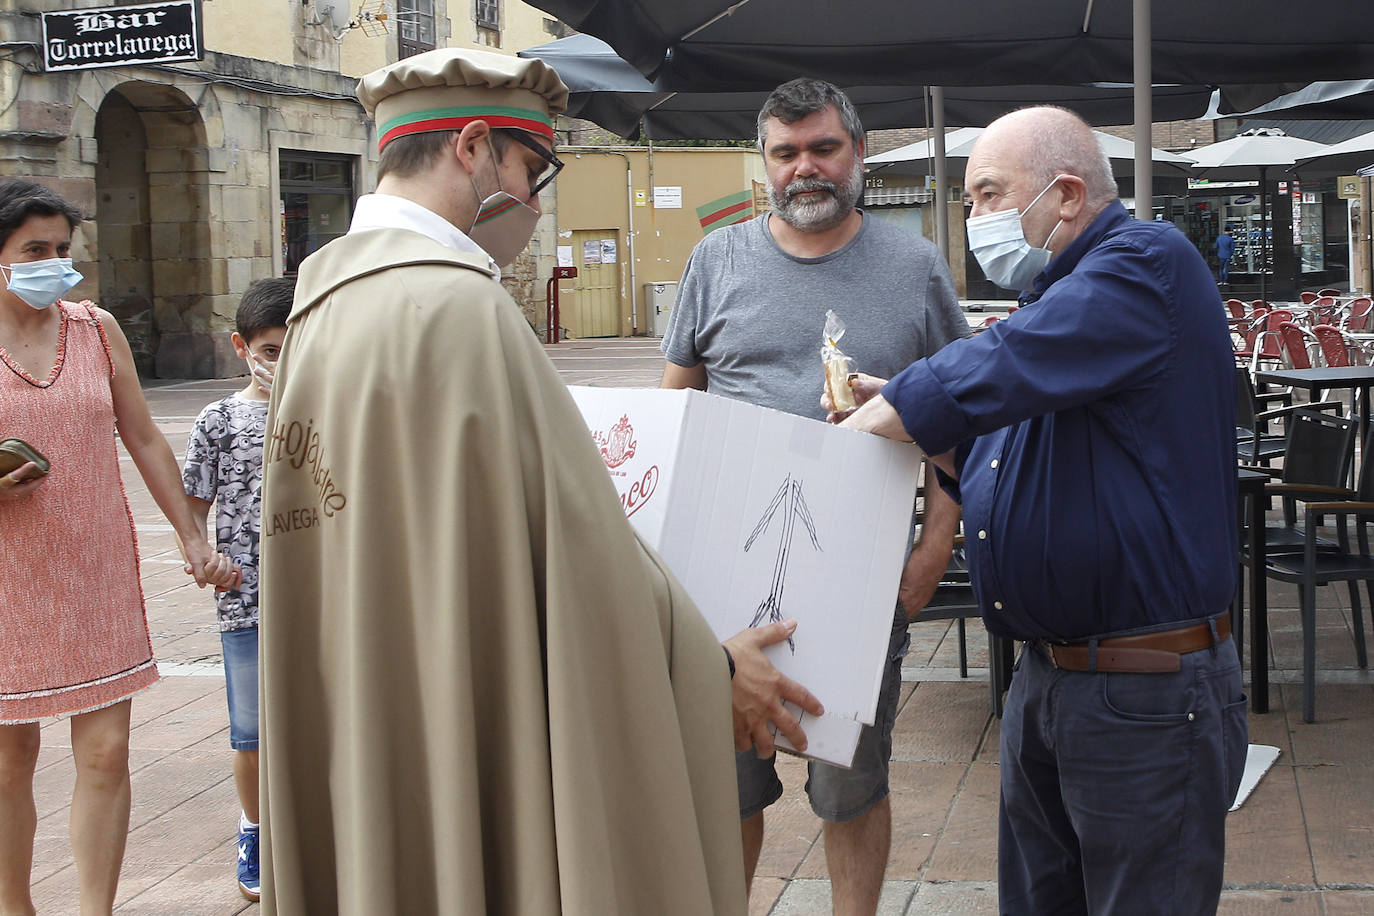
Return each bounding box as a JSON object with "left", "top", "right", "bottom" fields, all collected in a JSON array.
[{"left": 1, "top": 0, "right": 564, "bottom": 377}]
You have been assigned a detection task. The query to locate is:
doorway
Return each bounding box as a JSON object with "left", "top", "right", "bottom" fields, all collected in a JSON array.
[
  {"left": 94, "top": 81, "right": 211, "bottom": 377},
  {"left": 566, "top": 228, "right": 622, "bottom": 338}
]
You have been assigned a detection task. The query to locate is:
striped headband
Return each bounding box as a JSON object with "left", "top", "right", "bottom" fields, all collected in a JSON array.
[{"left": 378, "top": 104, "right": 554, "bottom": 150}]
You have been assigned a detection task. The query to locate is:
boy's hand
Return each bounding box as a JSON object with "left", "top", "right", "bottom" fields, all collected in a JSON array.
[
  {"left": 202, "top": 552, "right": 244, "bottom": 592},
  {"left": 179, "top": 534, "right": 242, "bottom": 590},
  {"left": 249, "top": 354, "right": 276, "bottom": 394}
]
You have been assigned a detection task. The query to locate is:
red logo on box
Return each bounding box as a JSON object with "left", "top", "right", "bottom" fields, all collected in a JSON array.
[
  {"left": 594, "top": 414, "right": 638, "bottom": 468},
  {"left": 621, "top": 465, "right": 658, "bottom": 518}
]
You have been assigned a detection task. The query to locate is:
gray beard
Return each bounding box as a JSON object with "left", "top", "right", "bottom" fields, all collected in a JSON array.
[{"left": 768, "top": 160, "right": 863, "bottom": 232}]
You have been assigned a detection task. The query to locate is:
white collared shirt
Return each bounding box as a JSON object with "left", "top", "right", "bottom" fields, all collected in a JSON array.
[{"left": 348, "top": 193, "right": 500, "bottom": 280}]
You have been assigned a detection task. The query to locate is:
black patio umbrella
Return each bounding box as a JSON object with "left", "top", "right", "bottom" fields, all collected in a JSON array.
[
  {"left": 519, "top": 34, "right": 1218, "bottom": 141},
  {"left": 1221, "top": 80, "right": 1374, "bottom": 121},
  {"left": 525, "top": 0, "right": 1374, "bottom": 220},
  {"left": 524, "top": 1, "right": 1374, "bottom": 90}
]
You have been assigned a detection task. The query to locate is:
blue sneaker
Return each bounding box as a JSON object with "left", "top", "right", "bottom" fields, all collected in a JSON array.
[{"left": 237, "top": 820, "right": 261, "bottom": 901}]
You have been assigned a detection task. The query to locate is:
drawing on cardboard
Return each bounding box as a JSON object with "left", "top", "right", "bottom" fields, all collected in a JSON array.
[{"left": 744, "top": 475, "right": 821, "bottom": 653}]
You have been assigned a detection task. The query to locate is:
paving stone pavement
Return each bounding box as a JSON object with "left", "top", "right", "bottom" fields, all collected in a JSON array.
[{"left": 25, "top": 340, "right": 1374, "bottom": 914}]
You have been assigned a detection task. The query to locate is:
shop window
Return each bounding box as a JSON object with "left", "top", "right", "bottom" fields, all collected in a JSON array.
[
  {"left": 1293, "top": 180, "right": 1326, "bottom": 275},
  {"left": 397, "top": 0, "right": 436, "bottom": 59},
  {"left": 279, "top": 151, "right": 356, "bottom": 274}
]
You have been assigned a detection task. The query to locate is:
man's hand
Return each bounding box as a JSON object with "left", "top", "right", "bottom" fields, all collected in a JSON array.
[
  {"left": 0, "top": 462, "right": 46, "bottom": 500},
  {"left": 840, "top": 394, "right": 914, "bottom": 442},
  {"left": 723, "top": 619, "right": 825, "bottom": 758},
  {"left": 898, "top": 540, "right": 949, "bottom": 621},
  {"left": 822, "top": 372, "right": 888, "bottom": 422}
]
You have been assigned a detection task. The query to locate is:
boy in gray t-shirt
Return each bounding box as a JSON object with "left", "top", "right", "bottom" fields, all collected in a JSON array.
[{"left": 181, "top": 277, "right": 294, "bottom": 903}]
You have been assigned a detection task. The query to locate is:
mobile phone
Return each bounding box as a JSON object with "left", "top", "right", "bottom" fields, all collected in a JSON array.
[{"left": 0, "top": 438, "right": 51, "bottom": 477}]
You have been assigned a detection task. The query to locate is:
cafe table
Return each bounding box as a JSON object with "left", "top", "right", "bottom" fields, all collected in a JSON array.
[{"left": 1256, "top": 365, "right": 1374, "bottom": 453}]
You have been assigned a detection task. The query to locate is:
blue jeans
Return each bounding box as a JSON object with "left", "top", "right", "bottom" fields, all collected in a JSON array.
[
  {"left": 998, "top": 633, "right": 1247, "bottom": 914},
  {"left": 221, "top": 627, "right": 259, "bottom": 751}
]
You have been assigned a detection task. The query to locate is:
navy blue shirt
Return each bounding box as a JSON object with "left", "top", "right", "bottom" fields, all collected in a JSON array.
[{"left": 884, "top": 202, "right": 1236, "bottom": 641}]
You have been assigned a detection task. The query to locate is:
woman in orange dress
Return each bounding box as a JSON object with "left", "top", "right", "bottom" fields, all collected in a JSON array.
[{"left": 0, "top": 179, "right": 238, "bottom": 914}]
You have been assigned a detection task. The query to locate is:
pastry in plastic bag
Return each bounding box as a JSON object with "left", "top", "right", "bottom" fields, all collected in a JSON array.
[{"left": 821, "top": 309, "right": 857, "bottom": 413}]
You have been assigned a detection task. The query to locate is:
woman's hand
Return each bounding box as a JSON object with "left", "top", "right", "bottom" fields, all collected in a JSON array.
[
  {"left": 0, "top": 462, "right": 46, "bottom": 500},
  {"left": 178, "top": 534, "right": 243, "bottom": 591}
]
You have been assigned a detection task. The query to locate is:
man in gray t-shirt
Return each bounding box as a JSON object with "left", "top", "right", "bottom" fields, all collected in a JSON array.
[{"left": 661, "top": 79, "right": 968, "bottom": 916}]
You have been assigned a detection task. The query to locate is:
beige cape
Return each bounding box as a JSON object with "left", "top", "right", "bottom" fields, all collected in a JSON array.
[{"left": 260, "top": 229, "right": 745, "bottom": 914}]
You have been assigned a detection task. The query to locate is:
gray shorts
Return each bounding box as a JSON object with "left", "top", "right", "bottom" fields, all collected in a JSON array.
[{"left": 736, "top": 604, "right": 909, "bottom": 823}]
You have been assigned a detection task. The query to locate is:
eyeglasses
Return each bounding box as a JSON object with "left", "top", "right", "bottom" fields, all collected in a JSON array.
[{"left": 505, "top": 129, "right": 565, "bottom": 197}]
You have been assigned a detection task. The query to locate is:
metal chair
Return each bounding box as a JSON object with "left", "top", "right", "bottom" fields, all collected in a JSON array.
[
  {"left": 1342, "top": 297, "right": 1373, "bottom": 331},
  {"left": 1311, "top": 324, "right": 1367, "bottom": 368},
  {"left": 1235, "top": 368, "right": 1342, "bottom": 465},
  {"left": 1278, "top": 320, "right": 1318, "bottom": 370},
  {"left": 1308, "top": 296, "right": 1340, "bottom": 328},
  {"left": 1244, "top": 408, "right": 1357, "bottom": 553},
  {"left": 1233, "top": 308, "right": 1269, "bottom": 366},
  {"left": 1245, "top": 309, "right": 1294, "bottom": 377},
  {"left": 1261, "top": 420, "right": 1374, "bottom": 722}
]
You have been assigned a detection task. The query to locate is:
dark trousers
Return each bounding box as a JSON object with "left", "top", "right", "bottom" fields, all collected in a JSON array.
[{"left": 998, "top": 636, "right": 1248, "bottom": 915}]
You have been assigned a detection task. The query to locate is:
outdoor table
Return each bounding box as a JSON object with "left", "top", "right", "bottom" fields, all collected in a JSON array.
[
  {"left": 1256, "top": 365, "right": 1374, "bottom": 451},
  {"left": 1236, "top": 468, "right": 1270, "bottom": 713}
]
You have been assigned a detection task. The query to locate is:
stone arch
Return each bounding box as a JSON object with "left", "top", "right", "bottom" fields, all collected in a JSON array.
[{"left": 94, "top": 80, "right": 214, "bottom": 376}]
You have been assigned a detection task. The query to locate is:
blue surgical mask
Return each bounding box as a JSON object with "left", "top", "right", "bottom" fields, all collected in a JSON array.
[
  {"left": 966, "top": 178, "right": 1064, "bottom": 292},
  {"left": 1, "top": 257, "right": 84, "bottom": 310}
]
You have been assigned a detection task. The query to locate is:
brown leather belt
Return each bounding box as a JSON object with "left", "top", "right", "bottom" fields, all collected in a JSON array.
[{"left": 1035, "top": 614, "right": 1231, "bottom": 674}]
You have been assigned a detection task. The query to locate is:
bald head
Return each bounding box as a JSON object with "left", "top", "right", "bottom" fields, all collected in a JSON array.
[{"left": 976, "top": 107, "right": 1118, "bottom": 215}]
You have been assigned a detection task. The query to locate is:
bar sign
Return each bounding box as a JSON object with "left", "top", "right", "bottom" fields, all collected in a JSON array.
[{"left": 42, "top": 0, "right": 204, "bottom": 72}]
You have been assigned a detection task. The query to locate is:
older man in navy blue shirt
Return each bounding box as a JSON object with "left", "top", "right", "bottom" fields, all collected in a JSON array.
[{"left": 842, "top": 107, "right": 1246, "bottom": 914}]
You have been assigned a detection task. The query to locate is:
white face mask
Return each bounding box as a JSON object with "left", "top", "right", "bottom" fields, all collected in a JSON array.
[
  {"left": 468, "top": 141, "right": 539, "bottom": 267},
  {"left": 1, "top": 257, "right": 83, "bottom": 310},
  {"left": 966, "top": 177, "right": 1064, "bottom": 292},
  {"left": 246, "top": 351, "right": 276, "bottom": 394}
]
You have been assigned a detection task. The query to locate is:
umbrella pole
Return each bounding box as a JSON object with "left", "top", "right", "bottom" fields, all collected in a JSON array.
[
  {"left": 1366, "top": 176, "right": 1373, "bottom": 295},
  {"left": 933, "top": 86, "right": 949, "bottom": 261},
  {"left": 1260, "top": 165, "right": 1269, "bottom": 305},
  {"left": 1133, "top": 0, "right": 1152, "bottom": 217}
]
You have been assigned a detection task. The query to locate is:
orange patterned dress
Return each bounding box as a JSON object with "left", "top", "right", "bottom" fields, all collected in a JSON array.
[{"left": 0, "top": 301, "right": 158, "bottom": 723}]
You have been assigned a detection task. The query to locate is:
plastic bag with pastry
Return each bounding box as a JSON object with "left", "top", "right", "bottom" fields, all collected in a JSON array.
[{"left": 821, "top": 309, "right": 857, "bottom": 413}]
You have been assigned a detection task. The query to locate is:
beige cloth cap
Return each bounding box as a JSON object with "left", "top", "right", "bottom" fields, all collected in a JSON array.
[{"left": 358, "top": 47, "right": 568, "bottom": 149}]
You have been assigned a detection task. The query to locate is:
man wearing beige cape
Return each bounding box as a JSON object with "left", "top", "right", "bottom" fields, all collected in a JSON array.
[{"left": 258, "top": 49, "right": 783, "bottom": 914}]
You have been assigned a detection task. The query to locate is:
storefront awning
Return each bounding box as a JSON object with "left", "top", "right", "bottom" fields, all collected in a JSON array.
[{"left": 864, "top": 186, "right": 932, "bottom": 207}]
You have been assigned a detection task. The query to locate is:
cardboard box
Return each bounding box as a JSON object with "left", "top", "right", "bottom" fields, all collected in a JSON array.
[{"left": 570, "top": 387, "right": 922, "bottom": 767}]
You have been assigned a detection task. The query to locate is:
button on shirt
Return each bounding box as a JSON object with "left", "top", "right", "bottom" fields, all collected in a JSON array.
[{"left": 883, "top": 201, "right": 1237, "bottom": 641}]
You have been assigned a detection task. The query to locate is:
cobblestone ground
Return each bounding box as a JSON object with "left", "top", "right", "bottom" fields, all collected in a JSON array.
[{"left": 25, "top": 340, "right": 1374, "bottom": 913}]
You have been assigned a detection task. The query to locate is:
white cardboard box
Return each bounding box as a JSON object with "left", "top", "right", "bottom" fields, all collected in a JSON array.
[{"left": 570, "top": 387, "right": 921, "bottom": 767}]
